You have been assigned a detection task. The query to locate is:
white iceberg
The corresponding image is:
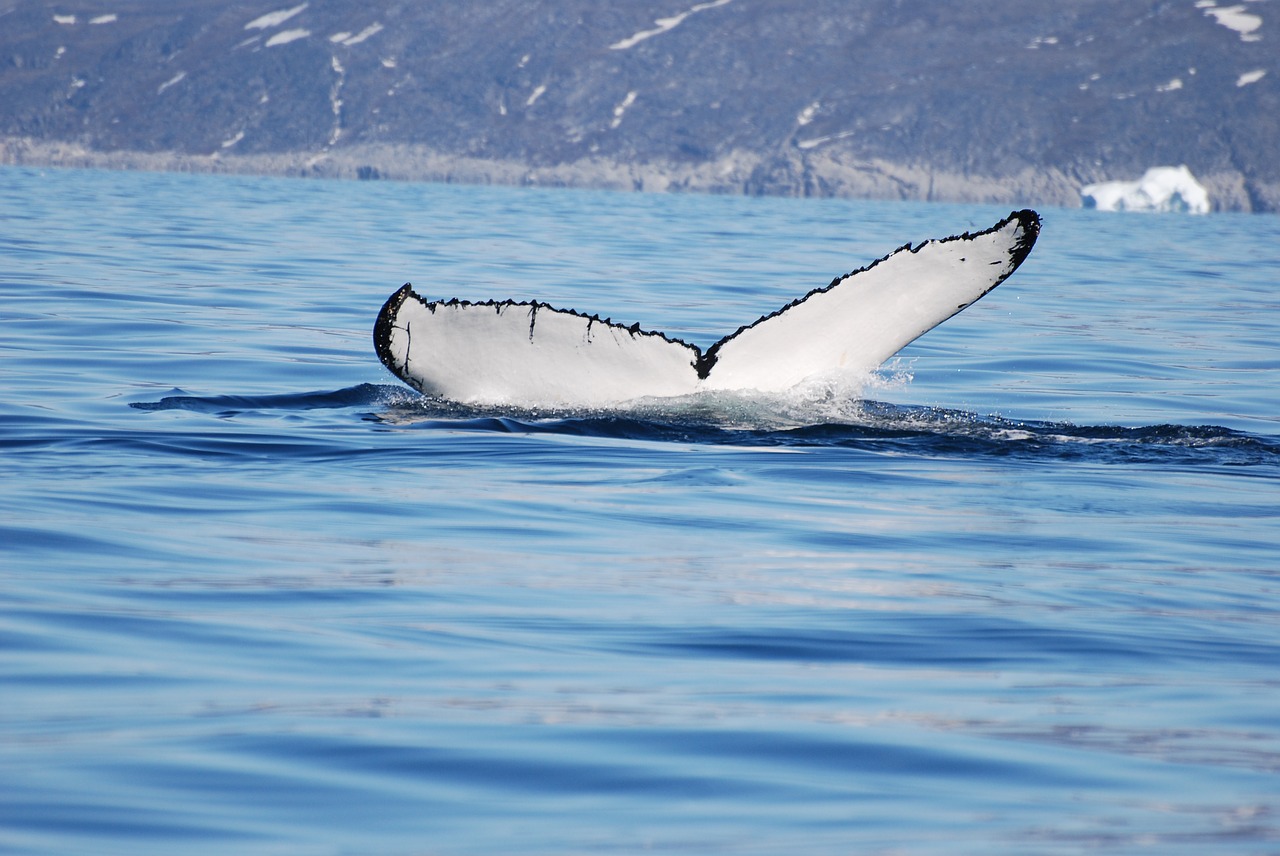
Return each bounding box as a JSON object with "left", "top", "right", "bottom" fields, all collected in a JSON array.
[{"left": 1081, "top": 165, "right": 1210, "bottom": 214}]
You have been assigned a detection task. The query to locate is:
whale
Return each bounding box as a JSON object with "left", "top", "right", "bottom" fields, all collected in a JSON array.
[{"left": 374, "top": 209, "right": 1040, "bottom": 407}]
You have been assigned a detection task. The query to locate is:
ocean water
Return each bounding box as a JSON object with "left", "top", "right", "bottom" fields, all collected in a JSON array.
[{"left": 2, "top": 165, "right": 1278, "bottom": 855}]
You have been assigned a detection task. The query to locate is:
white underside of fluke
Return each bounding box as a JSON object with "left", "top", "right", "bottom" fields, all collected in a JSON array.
[{"left": 374, "top": 210, "right": 1040, "bottom": 407}]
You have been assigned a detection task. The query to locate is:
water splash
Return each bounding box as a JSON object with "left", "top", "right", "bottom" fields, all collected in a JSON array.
[{"left": 131, "top": 382, "right": 1277, "bottom": 468}]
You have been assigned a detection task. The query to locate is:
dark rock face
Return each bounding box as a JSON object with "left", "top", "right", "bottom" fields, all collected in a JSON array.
[{"left": 2, "top": 1, "right": 1276, "bottom": 210}]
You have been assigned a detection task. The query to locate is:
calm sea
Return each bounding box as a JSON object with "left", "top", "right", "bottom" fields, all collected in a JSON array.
[{"left": 2, "top": 166, "right": 1278, "bottom": 855}]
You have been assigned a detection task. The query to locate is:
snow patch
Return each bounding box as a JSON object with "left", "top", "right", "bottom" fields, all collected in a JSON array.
[
  {"left": 796, "top": 129, "right": 857, "bottom": 150},
  {"left": 157, "top": 72, "right": 186, "bottom": 94},
  {"left": 526, "top": 84, "right": 547, "bottom": 107},
  {"left": 610, "top": 0, "right": 734, "bottom": 50},
  {"left": 245, "top": 4, "right": 307, "bottom": 31},
  {"left": 53, "top": 14, "right": 76, "bottom": 25},
  {"left": 265, "top": 28, "right": 310, "bottom": 47},
  {"left": 610, "top": 91, "right": 638, "bottom": 128},
  {"left": 1237, "top": 68, "right": 1267, "bottom": 86},
  {"left": 1199, "top": 2, "right": 1263, "bottom": 41},
  {"left": 340, "top": 23, "right": 383, "bottom": 46},
  {"left": 90, "top": 14, "right": 118, "bottom": 25},
  {"left": 1081, "top": 165, "right": 1210, "bottom": 214}
]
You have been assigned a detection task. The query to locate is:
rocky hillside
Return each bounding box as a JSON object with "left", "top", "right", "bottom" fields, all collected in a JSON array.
[{"left": 1, "top": 0, "right": 1277, "bottom": 211}]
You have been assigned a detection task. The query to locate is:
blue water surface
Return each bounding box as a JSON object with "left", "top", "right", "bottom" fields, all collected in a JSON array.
[{"left": 2, "top": 166, "right": 1279, "bottom": 855}]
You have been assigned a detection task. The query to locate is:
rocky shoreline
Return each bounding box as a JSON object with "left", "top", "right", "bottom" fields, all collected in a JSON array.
[{"left": 4, "top": 136, "right": 1269, "bottom": 213}]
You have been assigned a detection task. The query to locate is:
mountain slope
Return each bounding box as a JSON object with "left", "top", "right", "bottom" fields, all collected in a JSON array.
[{"left": 2, "top": 0, "right": 1276, "bottom": 210}]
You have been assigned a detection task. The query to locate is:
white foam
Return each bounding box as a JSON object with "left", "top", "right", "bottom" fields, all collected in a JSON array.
[
  {"left": 526, "top": 84, "right": 547, "bottom": 107},
  {"left": 1081, "top": 165, "right": 1210, "bottom": 214},
  {"left": 221, "top": 131, "right": 245, "bottom": 148},
  {"left": 89, "top": 14, "right": 118, "bottom": 25},
  {"left": 1237, "top": 68, "right": 1267, "bottom": 86},
  {"left": 53, "top": 14, "right": 76, "bottom": 25},
  {"left": 1156, "top": 78, "right": 1183, "bottom": 92},
  {"left": 796, "top": 101, "right": 819, "bottom": 126},
  {"left": 610, "top": 0, "right": 733, "bottom": 50},
  {"left": 265, "top": 28, "right": 310, "bottom": 47},
  {"left": 245, "top": 4, "right": 307, "bottom": 31}
]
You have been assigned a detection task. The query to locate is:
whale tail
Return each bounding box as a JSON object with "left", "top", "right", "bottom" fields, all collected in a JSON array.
[{"left": 375, "top": 209, "right": 1040, "bottom": 407}]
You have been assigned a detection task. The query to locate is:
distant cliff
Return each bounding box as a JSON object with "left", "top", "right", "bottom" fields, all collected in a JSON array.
[{"left": 2, "top": 0, "right": 1276, "bottom": 211}]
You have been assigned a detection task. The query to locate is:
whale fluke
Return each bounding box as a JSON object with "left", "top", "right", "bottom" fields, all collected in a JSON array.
[{"left": 375, "top": 209, "right": 1040, "bottom": 407}]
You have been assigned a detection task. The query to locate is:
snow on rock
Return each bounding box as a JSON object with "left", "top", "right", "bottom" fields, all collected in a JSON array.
[
  {"left": 610, "top": 91, "right": 637, "bottom": 128},
  {"left": 796, "top": 101, "right": 820, "bottom": 126},
  {"left": 157, "top": 71, "right": 186, "bottom": 94},
  {"left": 610, "top": 0, "right": 734, "bottom": 50},
  {"left": 245, "top": 4, "right": 308, "bottom": 31},
  {"left": 796, "top": 129, "right": 856, "bottom": 150},
  {"left": 1198, "top": 2, "right": 1263, "bottom": 41},
  {"left": 265, "top": 28, "right": 311, "bottom": 47},
  {"left": 341, "top": 23, "right": 383, "bottom": 46},
  {"left": 1237, "top": 68, "right": 1267, "bottom": 86},
  {"left": 330, "top": 24, "right": 383, "bottom": 46},
  {"left": 1081, "top": 165, "right": 1210, "bottom": 214}
]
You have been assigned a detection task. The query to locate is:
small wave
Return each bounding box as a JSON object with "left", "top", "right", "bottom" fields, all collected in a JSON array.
[
  {"left": 380, "top": 392, "right": 1280, "bottom": 467},
  {"left": 129, "top": 384, "right": 1279, "bottom": 467},
  {"left": 129, "top": 383, "right": 406, "bottom": 416}
]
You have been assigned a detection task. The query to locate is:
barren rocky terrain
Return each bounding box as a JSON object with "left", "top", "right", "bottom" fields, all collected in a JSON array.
[{"left": 2, "top": 0, "right": 1276, "bottom": 210}]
